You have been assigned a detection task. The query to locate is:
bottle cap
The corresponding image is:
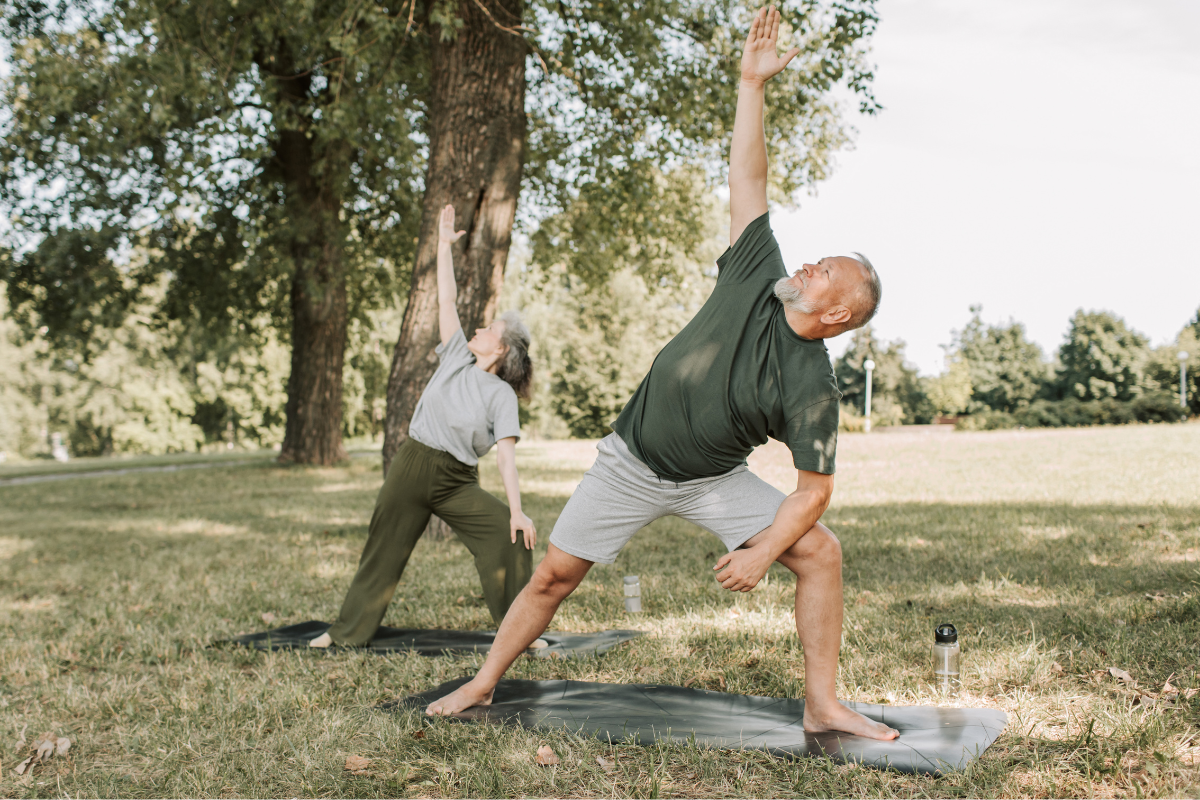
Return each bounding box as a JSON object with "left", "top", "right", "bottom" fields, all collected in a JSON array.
[
  {"left": 624, "top": 575, "right": 639, "bottom": 584},
  {"left": 935, "top": 623, "right": 958, "bottom": 643}
]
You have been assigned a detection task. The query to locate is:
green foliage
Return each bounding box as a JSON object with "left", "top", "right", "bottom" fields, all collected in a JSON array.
[
  {"left": 340, "top": 309, "right": 401, "bottom": 440},
  {"left": 833, "top": 325, "right": 926, "bottom": 426},
  {"left": 1055, "top": 310, "right": 1150, "bottom": 402},
  {"left": 1, "top": 0, "right": 422, "bottom": 351},
  {"left": 925, "top": 358, "right": 973, "bottom": 416},
  {"left": 1, "top": 0, "right": 879, "bottom": 343},
  {"left": 950, "top": 306, "right": 1048, "bottom": 412},
  {"left": 1, "top": 281, "right": 204, "bottom": 456},
  {"left": 957, "top": 394, "right": 1186, "bottom": 431},
  {"left": 1143, "top": 322, "right": 1197, "bottom": 417},
  {"left": 523, "top": 0, "right": 882, "bottom": 285},
  {"left": 0, "top": 280, "right": 388, "bottom": 458},
  {"left": 505, "top": 245, "right": 717, "bottom": 439},
  {"left": 0, "top": 285, "right": 51, "bottom": 456}
]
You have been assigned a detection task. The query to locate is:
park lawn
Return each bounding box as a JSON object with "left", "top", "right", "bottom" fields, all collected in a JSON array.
[{"left": 1, "top": 424, "right": 1199, "bottom": 798}]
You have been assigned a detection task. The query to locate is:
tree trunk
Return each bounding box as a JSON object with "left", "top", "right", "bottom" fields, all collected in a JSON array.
[
  {"left": 274, "top": 118, "right": 352, "bottom": 465},
  {"left": 382, "top": 0, "right": 527, "bottom": 474},
  {"left": 278, "top": 246, "right": 349, "bottom": 465}
]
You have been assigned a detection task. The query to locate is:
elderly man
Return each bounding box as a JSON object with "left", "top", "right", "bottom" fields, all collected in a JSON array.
[{"left": 429, "top": 5, "right": 894, "bottom": 740}]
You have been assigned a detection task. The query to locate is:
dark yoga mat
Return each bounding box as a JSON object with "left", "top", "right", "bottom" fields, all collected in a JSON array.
[
  {"left": 397, "top": 678, "right": 1007, "bottom": 774},
  {"left": 222, "top": 621, "right": 643, "bottom": 658}
]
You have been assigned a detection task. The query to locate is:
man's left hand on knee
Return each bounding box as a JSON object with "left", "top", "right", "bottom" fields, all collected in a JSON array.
[{"left": 713, "top": 545, "right": 773, "bottom": 592}]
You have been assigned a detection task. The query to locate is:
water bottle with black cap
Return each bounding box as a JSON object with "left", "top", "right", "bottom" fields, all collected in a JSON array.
[{"left": 933, "top": 622, "right": 961, "bottom": 691}]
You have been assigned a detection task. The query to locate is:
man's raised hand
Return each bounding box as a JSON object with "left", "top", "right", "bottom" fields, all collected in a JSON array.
[{"left": 741, "top": 5, "right": 801, "bottom": 86}]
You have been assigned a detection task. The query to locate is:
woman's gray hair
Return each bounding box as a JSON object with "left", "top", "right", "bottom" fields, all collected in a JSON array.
[{"left": 496, "top": 310, "right": 533, "bottom": 400}]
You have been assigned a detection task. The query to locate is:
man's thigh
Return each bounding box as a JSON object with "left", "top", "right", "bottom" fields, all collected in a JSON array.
[
  {"left": 548, "top": 436, "right": 669, "bottom": 564},
  {"left": 672, "top": 467, "right": 787, "bottom": 553}
]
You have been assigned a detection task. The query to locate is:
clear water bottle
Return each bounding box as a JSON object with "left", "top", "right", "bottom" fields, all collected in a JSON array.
[
  {"left": 623, "top": 575, "right": 642, "bottom": 613},
  {"left": 932, "top": 623, "right": 961, "bottom": 691}
]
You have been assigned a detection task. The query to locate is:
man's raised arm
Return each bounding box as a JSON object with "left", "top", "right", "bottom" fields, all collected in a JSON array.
[{"left": 729, "top": 5, "right": 800, "bottom": 246}]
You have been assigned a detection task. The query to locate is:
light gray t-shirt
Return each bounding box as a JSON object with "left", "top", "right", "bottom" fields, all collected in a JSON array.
[{"left": 408, "top": 328, "right": 521, "bottom": 466}]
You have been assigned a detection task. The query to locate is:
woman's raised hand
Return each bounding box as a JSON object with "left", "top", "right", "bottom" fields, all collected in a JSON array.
[
  {"left": 439, "top": 204, "right": 467, "bottom": 245},
  {"left": 741, "top": 5, "right": 800, "bottom": 85}
]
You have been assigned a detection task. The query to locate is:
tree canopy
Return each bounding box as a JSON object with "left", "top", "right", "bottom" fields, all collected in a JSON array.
[
  {"left": 1, "top": 0, "right": 881, "bottom": 465},
  {"left": 1056, "top": 310, "right": 1149, "bottom": 402},
  {"left": 950, "top": 305, "right": 1047, "bottom": 412}
]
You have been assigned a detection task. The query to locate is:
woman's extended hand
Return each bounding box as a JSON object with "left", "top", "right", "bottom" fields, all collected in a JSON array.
[
  {"left": 439, "top": 204, "right": 466, "bottom": 245},
  {"left": 511, "top": 511, "right": 537, "bottom": 550}
]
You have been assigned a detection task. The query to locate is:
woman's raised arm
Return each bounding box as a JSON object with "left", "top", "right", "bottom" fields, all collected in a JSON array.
[{"left": 437, "top": 204, "right": 466, "bottom": 345}]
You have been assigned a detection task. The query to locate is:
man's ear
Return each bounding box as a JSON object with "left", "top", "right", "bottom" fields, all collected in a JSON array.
[{"left": 820, "top": 305, "right": 851, "bottom": 326}]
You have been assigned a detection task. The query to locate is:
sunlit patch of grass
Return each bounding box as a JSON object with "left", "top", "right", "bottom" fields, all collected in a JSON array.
[{"left": 1, "top": 424, "right": 1199, "bottom": 796}]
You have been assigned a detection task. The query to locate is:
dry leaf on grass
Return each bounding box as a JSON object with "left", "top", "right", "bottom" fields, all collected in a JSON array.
[
  {"left": 261, "top": 612, "right": 276, "bottom": 624},
  {"left": 344, "top": 755, "right": 371, "bottom": 774},
  {"left": 535, "top": 745, "right": 559, "bottom": 766},
  {"left": 1108, "top": 667, "right": 1136, "bottom": 686},
  {"left": 595, "top": 756, "right": 614, "bottom": 773},
  {"left": 15, "top": 732, "right": 73, "bottom": 778}
]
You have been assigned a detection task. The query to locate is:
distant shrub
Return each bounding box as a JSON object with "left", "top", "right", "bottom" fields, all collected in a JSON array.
[
  {"left": 955, "top": 411, "right": 1015, "bottom": 431},
  {"left": 1131, "top": 392, "right": 1187, "bottom": 423},
  {"left": 839, "top": 403, "right": 866, "bottom": 433},
  {"left": 959, "top": 393, "right": 1188, "bottom": 430}
]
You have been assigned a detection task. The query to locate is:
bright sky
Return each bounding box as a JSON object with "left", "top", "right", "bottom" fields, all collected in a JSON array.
[{"left": 773, "top": 0, "right": 1200, "bottom": 374}]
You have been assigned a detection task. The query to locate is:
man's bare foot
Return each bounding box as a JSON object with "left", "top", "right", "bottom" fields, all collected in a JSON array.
[
  {"left": 426, "top": 679, "right": 495, "bottom": 716},
  {"left": 309, "top": 632, "right": 333, "bottom": 648},
  {"left": 804, "top": 701, "right": 899, "bottom": 740}
]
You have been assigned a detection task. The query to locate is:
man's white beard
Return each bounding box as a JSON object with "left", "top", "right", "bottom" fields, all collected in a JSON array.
[{"left": 774, "top": 275, "right": 821, "bottom": 315}]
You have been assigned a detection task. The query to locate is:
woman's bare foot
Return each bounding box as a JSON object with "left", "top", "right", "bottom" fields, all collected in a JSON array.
[
  {"left": 426, "top": 679, "right": 495, "bottom": 716},
  {"left": 804, "top": 701, "right": 899, "bottom": 740},
  {"left": 309, "top": 632, "right": 333, "bottom": 648}
]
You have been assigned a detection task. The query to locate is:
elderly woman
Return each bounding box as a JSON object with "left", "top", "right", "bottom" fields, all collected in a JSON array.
[{"left": 311, "top": 204, "right": 536, "bottom": 647}]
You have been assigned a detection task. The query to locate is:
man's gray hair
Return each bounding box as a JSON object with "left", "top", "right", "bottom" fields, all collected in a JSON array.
[{"left": 846, "top": 252, "right": 882, "bottom": 331}]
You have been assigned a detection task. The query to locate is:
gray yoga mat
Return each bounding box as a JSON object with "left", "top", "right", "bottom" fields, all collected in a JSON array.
[
  {"left": 397, "top": 678, "right": 1007, "bottom": 774},
  {"left": 222, "top": 621, "right": 643, "bottom": 658}
]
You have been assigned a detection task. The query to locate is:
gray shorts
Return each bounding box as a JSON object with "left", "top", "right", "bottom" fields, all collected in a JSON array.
[{"left": 549, "top": 433, "right": 787, "bottom": 564}]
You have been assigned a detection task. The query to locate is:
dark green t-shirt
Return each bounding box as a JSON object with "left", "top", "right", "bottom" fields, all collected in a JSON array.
[{"left": 612, "top": 213, "right": 841, "bottom": 481}]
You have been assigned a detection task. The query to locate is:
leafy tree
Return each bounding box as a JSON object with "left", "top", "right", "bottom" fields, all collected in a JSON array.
[
  {"left": 1055, "top": 310, "right": 1150, "bottom": 402},
  {"left": 502, "top": 203, "right": 719, "bottom": 438},
  {"left": 925, "top": 358, "right": 972, "bottom": 416},
  {"left": 834, "top": 325, "right": 923, "bottom": 426},
  {"left": 1144, "top": 320, "right": 1198, "bottom": 417},
  {"left": 950, "top": 306, "right": 1048, "bottom": 412},
  {"left": 1, "top": 0, "right": 881, "bottom": 469}
]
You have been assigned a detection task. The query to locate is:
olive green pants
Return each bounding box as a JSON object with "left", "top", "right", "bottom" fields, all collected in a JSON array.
[{"left": 326, "top": 438, "right": 532, "bottom": 645}]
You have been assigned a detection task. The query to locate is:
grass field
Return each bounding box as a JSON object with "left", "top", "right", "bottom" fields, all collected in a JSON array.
[{"left": 2, "top": 423, "right": 1199, "bottom": 798}]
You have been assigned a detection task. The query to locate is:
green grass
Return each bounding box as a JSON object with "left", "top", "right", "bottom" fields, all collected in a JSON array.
[{"left": 2, "top": 424, "right": 1199, "bottom": 797}]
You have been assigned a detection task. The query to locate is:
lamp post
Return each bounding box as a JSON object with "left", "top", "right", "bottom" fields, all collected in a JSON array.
[
  {"left": 1180, "top": 351, "right": 1190, "bottom": 410},
  {"left": 864, "top": 358, "right": 875, "bottom": 433}
]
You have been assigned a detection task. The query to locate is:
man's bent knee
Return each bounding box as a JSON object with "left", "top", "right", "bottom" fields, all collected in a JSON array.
[
  {"left": 781, "top": 523, "right": 842, "bottom": 570},
  {"left": 527, "top": 546, "right": 591, "bottom": 600}
]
